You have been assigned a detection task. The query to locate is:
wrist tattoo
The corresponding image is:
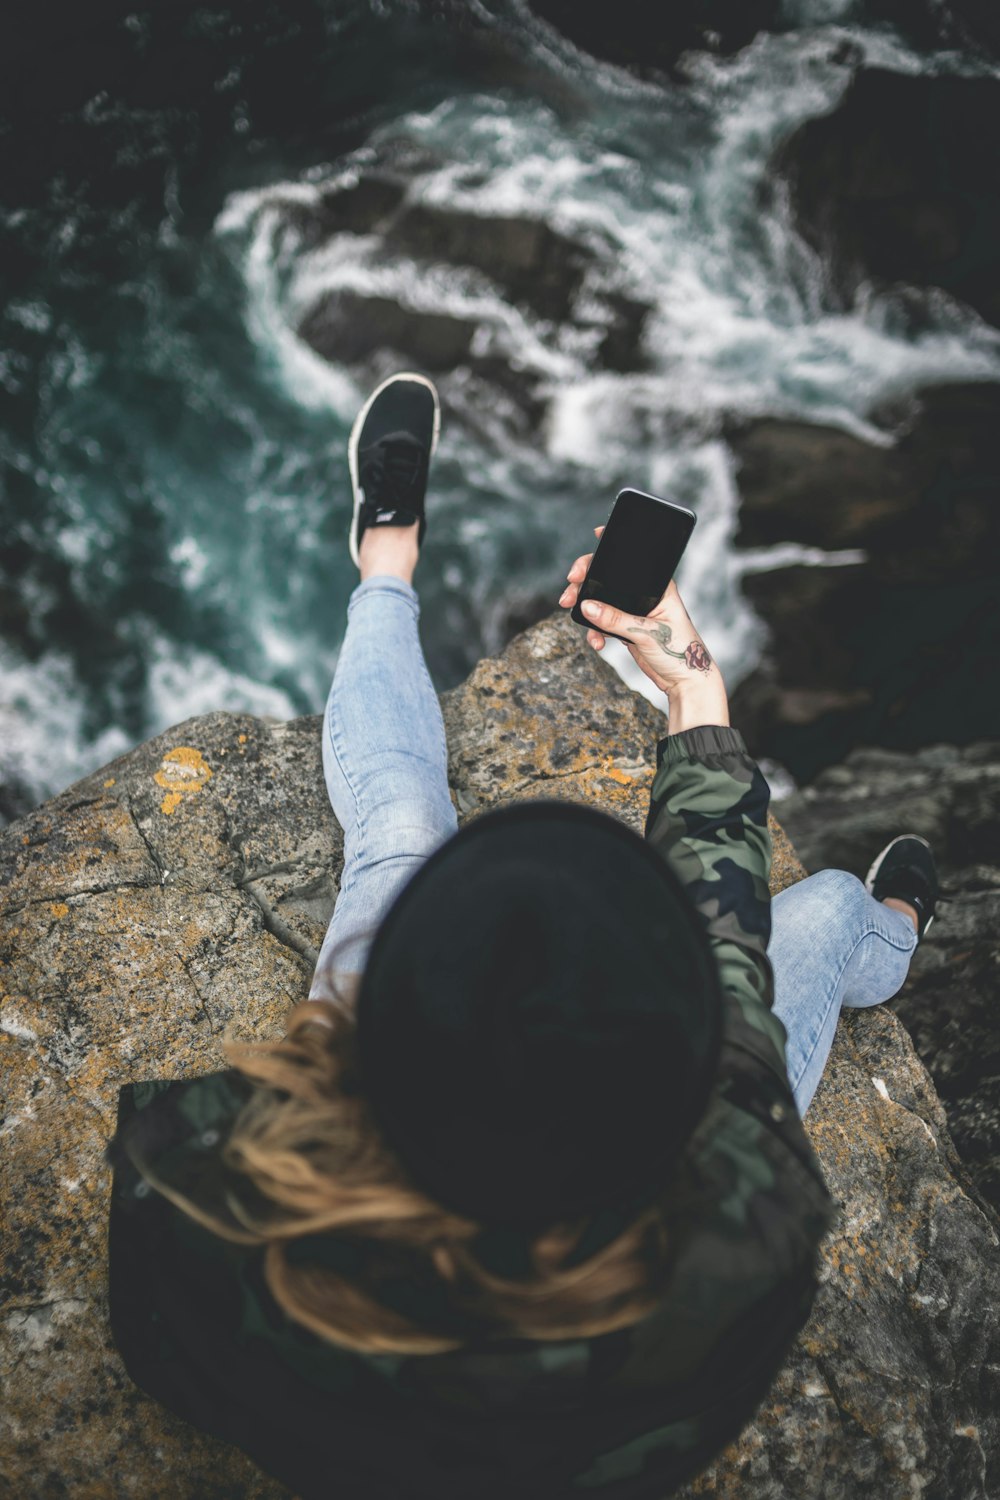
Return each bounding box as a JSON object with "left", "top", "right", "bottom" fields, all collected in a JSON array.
[{"left": 632, "top": 622, "right": 713, "bottom": 674}]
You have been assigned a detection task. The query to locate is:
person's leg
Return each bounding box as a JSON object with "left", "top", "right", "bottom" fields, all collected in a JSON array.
[
  {"left": 768, "top": 869, "right": 918, "bottom": 1117},
  {"left": 310, "top": 564, "right": 457, "bottom": 997}
]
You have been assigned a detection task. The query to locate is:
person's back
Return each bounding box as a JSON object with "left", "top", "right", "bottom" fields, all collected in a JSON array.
[{"left": 106, "top": 373, "right": 937, "bottom": 1498}]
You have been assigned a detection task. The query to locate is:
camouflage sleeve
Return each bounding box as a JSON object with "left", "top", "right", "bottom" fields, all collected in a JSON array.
[{"left": 644, "top": 725, "right": 787, "bottom": 1071}]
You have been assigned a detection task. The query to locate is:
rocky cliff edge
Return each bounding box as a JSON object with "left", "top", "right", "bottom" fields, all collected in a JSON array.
[{"left": 2, "top": 613, "right": 999, "bottom": 1498}]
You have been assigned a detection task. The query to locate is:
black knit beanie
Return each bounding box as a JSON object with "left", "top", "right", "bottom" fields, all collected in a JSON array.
[{"left": 356, "top": 801, "right": 722, "bottom": 1226}]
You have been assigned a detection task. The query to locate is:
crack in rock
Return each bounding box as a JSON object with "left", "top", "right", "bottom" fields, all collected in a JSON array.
[
  {"left": 241, "top": 881, "right": 319, "bottom": 968},
  {"left": 127, "top": 803, "right": 169, "bottom": 885}
]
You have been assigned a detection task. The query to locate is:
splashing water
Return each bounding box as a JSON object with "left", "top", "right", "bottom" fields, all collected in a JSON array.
[{"left": 2, "top": 5, "right": 999, "bottom": 813}]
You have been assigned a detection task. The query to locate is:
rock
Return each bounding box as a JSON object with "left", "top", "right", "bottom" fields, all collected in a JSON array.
[
  {"left": 728, "top": 383, "right": 1000, "bottom": 781},
  {"left": 480, "top": 586, "right": 563, "bottom": 657},
  {"left": 729, "top": 418, "right": 905, "bottom": 552},
  {"left": 298, "top": 289, "right": 479, "bottom": 372},
  {"left": 0, "top": 769, "right": 35, "bottom": 828},
  {"left": 0, "top": 716, "right": 331, "bottom": 1498},
  {"left": 866, "top": 0, "right": 1000, "bottom": 58},
  {"left": 775, "top": 69, "right": 1000, "bottom": 330},
  {"left": 289, "top": 174, "right": 652, "bottom": 432},
  {"left": 732, "top": 557, "right": 1000, "bottom": 780},
  {"left": 947, "top": 0, "right": 1000, "bottom": 53},
  {"left": 529, "top": 0, "right": 781, "bottom": 73},
  {"left": 286, "top": 187, "right": 601, "bottom": 327},
  {"left": 3, "top": 614, "right": 1000, "bottom": 1498},
  {"left": 776, "top": 739, "right": 1000, "bottom": 1217},
  {"left": 591, "top": 290, "right": 654, "bottom": 374},
  {"left": 390, "top": 202, "right": 592, "bottom": 324},
  {"left": 277, "top": 175, "right": 409, "bottom": 251},
  {"left": 732, "top": 381, "right": 1000, "bottom": 559}
]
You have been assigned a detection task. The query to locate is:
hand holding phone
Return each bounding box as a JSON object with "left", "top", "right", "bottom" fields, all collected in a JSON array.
[
  {"left": 570, "top": 488, "right": 696, "bottom": 635},
  {"left": 559, "top": 489, "right": 725, "bottom": 711}
]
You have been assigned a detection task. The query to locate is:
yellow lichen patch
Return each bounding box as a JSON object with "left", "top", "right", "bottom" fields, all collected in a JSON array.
[
  {"left": 601, "top": 758, "right": 636, "bottom": 786},
  {"left": 238, "top": 733, "right": 247, "bottom": 744},
  {"left": 103, "top": 778, "right": 116, "bottom": 788},
  {"left": 154, "top": 746, "right": 213, "bottom": 814},
  {"left": 50, "top": 903, "right": 69, "bottom": 919}
]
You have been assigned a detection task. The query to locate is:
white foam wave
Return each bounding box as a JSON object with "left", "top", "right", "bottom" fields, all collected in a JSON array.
[
  {"left": 739, "top": 542, "right": 867, "bottom": 572},
  {"left": 0, "top": 647, "right": 132, "bottom": 810},
  {"left": 195, "top": 23, "right": 1000, "bottom": 763},
  {"left": 334, "top": 68, "right": 1000, "bottom": 471},
  {"left": 145, "top": 637, "right": 299, "bottom": 729},
  {"left": 217, "top": 36, "right": 1000, "bottom": 470},
  {"left": 652, "top": 441, "right": 767, "bottom": 688},
  {"left": 216, "top": 187, "right": 360, "bottom": 415},
  {"left": 0, "top": 628, "right": 304, "bottom": 817},
  {"left": 779, "top": 0, "right": 861, "bottom": 23}
]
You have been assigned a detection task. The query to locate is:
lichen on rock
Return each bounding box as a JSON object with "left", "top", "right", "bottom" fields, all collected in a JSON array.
[{"left": 1, "top": 612, "right": 998, "bottom": 1498}]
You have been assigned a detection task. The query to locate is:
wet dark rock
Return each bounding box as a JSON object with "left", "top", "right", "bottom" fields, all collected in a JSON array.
[
  {"left": 730, "top": 419, "right": 906, "bottom": 552},
  {"left": 732, "top": 553, "right": 999, "bottom": 779},
  {"left": 390, "top": 202, "right": 592, "bottom": 324},
  {"left": 867, "top": 0, "right": 1000, "bottom": 57},
  {"left": 278, "top": 176, "right": 409, "bottom": 251},
  {"left": 945, "top": 0, "right": 1000, "bottom": 52},
  {"left": 776, "top": 69, "right": 1000, "bottom": 330},
  {"left": 290, "top": 182, "right": 651, "bottom": 428},
  {"left": 733, "top": 381, "right": 1000, "bottom": 567},
  {"left": 0, "top": 772, "right": 36, "bottom": 828},
  {"left": 444, "top": 356, "right": 550, "bottom": 440},
  {"left": 481, "top": 588, "right": 559, "bottom": 655},
  {"left": 728, "top": 382, "right": 1000, "bottom": 780},
  {"left": 298, "top": 289, "right": 478, "bottom": 372},
  {"left": 296, "top": 290, "right": 550, "bottom": 438},
  {"left": 777, "top": 739, "right": 1000, "bottom": 1215},
  {"left": 0, "top": 581, "right": 34, "bottom": 660},
  {"left": 529, "top": 0, "right": 781, "bottom": 72},
  {"left": 591, "top": 291, "right": 654, "bottom": 373}
]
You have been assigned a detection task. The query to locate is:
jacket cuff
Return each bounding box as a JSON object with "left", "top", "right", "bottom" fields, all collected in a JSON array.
[{"left": 655, "top": 724, "right": 753, "bottom": 769}]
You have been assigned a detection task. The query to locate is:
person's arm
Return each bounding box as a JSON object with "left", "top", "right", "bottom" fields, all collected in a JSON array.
[
  {"left": 643, "top": 722, "right": 786, "bottom": 1072},
  {"left": 559, "top": 543, "right": 785, "bottom": 1070},
  {"left": 661, "top": 673, "right": 729, "bottom": 735}
]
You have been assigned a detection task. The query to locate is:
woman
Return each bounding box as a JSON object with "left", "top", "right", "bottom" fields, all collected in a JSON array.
[{"left": 106, "top": 373, "right": 938, "bottom": 1500}]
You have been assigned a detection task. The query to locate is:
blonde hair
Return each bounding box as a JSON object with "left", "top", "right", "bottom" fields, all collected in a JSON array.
[{"left": 167, "top": 995, "right": 688, "bottom": 1355}]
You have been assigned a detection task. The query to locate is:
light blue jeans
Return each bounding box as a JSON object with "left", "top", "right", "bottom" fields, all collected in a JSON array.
[{"left": 311, "top": 577, "right": 917, "bottom": 1117}]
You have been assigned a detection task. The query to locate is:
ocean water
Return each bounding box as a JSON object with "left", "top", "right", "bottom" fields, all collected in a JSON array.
[{"left": 3, "top": 1, "right": 999, "bottom": 813}]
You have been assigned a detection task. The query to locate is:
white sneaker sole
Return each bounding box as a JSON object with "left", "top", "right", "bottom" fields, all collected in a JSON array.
[
  {"left": 864, "top": 833, "right": 935, "bottom": 937},
  {"left": 347, "top": 372, "right": 441, "bottom": 569}
]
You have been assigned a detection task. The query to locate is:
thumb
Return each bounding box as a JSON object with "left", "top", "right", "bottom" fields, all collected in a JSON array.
[{"left": 580, "top": 598, "right": 644, "bottom": 638}]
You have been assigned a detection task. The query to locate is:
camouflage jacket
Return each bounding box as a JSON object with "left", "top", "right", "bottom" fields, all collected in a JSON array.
[{"left": 106, "top": 724, "right": 836, "bottom": 1500}]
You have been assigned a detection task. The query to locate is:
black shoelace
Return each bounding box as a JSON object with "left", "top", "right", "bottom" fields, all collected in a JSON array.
[{"left": 359, "top": 433, "right": 428, "bottom": 515}]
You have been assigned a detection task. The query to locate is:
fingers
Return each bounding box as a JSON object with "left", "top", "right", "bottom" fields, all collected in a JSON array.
[
  {"left": 558, "top": 529, "right": 602, "bottom": 611},
  {"left": 559, "top": 551, "right": 594, "bottom": 609},
  {"left": 586, "top": 628, "right": 605, "bottom": 650},
  {"left": 578, "top": 598, "right": 644, "bottom": 639}
]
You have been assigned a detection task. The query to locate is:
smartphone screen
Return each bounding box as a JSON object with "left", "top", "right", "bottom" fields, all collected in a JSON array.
[{"left": 571, "top": 488, "right": 696, "bottom": 634}]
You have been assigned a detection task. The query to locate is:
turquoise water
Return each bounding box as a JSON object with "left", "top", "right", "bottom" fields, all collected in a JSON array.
[{"left": 3, "top": 2, "right": 999, "bottom": 810}]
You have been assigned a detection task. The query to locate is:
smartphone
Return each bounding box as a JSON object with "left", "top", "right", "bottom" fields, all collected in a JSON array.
[{"left": 571, "top": 488, "right": 696, "bottom": 640}]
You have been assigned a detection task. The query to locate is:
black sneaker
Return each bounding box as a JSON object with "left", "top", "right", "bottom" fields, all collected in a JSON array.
[
  {"left": 864, "top": 834, "right": 940, "bottom": 940},
  {"left": 348, "top": 372, "right": 440, "bottom": 568}
]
